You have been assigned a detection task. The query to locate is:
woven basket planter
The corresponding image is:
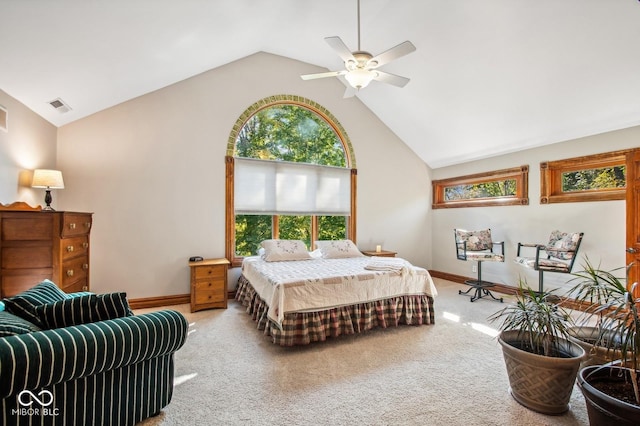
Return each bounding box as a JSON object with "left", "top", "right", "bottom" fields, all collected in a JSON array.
[{"left": 499, "top": 330, "right": 586, "bottom": 415}]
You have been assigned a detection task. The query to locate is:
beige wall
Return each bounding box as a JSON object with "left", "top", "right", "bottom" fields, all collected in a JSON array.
[
  {"left": 0, "top": 89, "right": 58, "bottom": 207},
  {"left": 56, "top": 52, "right": 432, "bottom": 298},
  {"left": 431, "top": 126, "right": 640, "bottom": 293}
]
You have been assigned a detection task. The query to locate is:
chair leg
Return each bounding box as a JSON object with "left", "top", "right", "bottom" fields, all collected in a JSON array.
[
  {"left": 538, "top": 270, "right": 544, "bottom": 294},
  {"left": 458, "top": 261, "right": 503, "bottom": 303}
]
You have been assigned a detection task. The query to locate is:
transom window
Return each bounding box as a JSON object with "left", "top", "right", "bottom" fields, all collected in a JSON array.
[
  {"left": 225, "top": 96, "right": 356, "bottom": 266},
  {"left": 540, "top": 150, "right": 629, "bottom": 204},
  {"left": 432, "top": 166, "right": 529, "bottom": 209}
]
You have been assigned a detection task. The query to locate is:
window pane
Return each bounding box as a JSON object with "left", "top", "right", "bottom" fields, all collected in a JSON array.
[
  {"left": 317, "top": 216, "right": 347, "bottom": 240},
  {"left": 278, "top": 216, "right": 312, "bottom": 248},
  {"left": 561, "top": 166, "right": 626, "bottom": 192},
  {"left": 444, "top": 179, "right": 516, "bottom": 201},
  {"left": 235, "top": 215, "right": 272, "bottom": 256},
  {"left": 236, "top": 104, "right": 346, "bottom": 167}
]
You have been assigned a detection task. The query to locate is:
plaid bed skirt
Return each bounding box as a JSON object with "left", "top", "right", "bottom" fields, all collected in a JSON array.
[{"left": 235, "top": 274, "right": 435, "bottom": 346}]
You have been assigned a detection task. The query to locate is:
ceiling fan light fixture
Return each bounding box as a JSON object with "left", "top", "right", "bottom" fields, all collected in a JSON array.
[{"left": 345, "top": 68, "right": 375, "bottom": 89}]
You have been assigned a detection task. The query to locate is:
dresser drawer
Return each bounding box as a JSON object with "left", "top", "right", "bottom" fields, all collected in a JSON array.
[
  {"left": 1, "top": 269, "right": 52, "bottom": 298},
  {"left": 194, "top": 265, "right": 226, "bottom": 280},
  {"left": 61, "top": 236, "right": 90, "bottom": 260},
  {"left": 61, "top": 255, "right": 89, "bottom": 287},
  {"left": 2, "top": 216, "right": 53, "bottom": 241},
  {"left": 2, "top": 246, "right": 53, "bottom": 269},
  {"left": 59, "top": 278, "right": 88, "bottom": 294},
  {"left": 61, "top": 213, "right": 92, "bottom": 237}
]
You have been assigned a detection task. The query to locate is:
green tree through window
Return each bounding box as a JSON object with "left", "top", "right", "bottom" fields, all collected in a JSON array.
[
  {"left": 234, "top": 104, "right": 348, "bottom": 256},
  {"left": 562, "top": 166, "right": 625, "bottom": 192}
]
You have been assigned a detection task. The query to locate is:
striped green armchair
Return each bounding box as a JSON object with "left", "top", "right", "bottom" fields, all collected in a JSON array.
[{"left": 0, "top": 294, "right": 188, "bottom": 425}]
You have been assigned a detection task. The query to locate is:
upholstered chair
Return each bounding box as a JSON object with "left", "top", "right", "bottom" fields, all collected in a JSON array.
[
  {"left": 515, "top": 230, "right": 584, "bottom": 292},
  {"left": 454, "top": 228, "right": 505, "bottom": 303}
]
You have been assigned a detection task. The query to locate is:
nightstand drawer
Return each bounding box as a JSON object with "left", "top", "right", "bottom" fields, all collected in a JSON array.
[
  {"left": 194, "top": 265, "right": 225, "bottom": 280},
  {"left": 193, "top": 282, "right": 225, "bottom": 305}
]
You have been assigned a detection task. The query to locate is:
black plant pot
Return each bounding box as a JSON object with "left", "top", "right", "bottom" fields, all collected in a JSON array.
[{"left": 577, "top": 365, "right": 640, "bottom": 425}]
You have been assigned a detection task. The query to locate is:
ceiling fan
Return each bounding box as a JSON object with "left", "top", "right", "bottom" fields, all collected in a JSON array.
[{"left": 301, "top": 0, "right": 416, "bottom": 97}]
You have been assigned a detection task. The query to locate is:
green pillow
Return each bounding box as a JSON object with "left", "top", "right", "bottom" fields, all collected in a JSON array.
[
  {"left": 34, "top": 292, "right": 134, "bottom": 330},
  {"left": 0, "top": 311, "right": 41, "bottom": 337},
  {"left": 35, "top": 294, "right": 97, "bottom": 329},
  {"left": 3, "top": 280, "right": 68, "bottom": 327},
  {"left": 95, "top": 292, "right": 133, "bottom": 320}
]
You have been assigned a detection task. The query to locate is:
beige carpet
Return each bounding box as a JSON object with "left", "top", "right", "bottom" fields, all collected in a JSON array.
[{"left": 137, "top": 279, "right": 589, "bottom": 426}]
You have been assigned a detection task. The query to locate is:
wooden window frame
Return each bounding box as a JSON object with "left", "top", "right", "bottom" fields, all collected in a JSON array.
[
  {"left": 540, "top": 150, "right": 629, "bottom": 204},
  {"left": 432, "top": 165, "right": 529, "bottom": 209},
  {"left": 225, "top": 95, "right": 358, "bottom": 268}
]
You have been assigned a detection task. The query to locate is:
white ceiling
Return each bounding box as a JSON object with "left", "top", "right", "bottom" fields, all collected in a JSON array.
[{"left": 2, "top": 0, "right": 640, "bottom": 168}]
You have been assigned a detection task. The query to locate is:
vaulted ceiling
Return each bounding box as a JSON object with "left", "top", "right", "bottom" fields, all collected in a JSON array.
[{"left": 2, "top": 0, "right": 640, "bottom": 168}]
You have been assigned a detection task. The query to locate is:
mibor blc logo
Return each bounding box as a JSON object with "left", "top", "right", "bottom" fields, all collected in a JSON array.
[{"left": 13, "top": 390, "right": 59, "bottom": 417}]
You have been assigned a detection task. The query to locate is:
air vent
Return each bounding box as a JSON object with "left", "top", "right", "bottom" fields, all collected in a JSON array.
[{"left": 48, "top": 98, "right": 72, "bottom": 113}]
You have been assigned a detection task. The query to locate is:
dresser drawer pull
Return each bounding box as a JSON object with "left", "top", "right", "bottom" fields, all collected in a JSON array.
[
  {"left": 67, "top": 245, "right": 74, "bottom": 252},
  {"left": 69, "top": 223, "right": 76, "bottom": 230},
  {"left": 85, "top": 222, "right": 91, "bottom": 229},
  {"left": 83, "top": 242, "right": 89, "bottom": 249},
  {"left": 66, "top": 270, "right": 74, "bottom": 277},
  {"left": 83, "top": 263, "right": 89, "bottom": 270}
]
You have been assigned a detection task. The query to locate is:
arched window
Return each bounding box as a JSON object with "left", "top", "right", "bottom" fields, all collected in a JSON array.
[{"left": 225, "top": 95, "right": 357, "bottom": 266}]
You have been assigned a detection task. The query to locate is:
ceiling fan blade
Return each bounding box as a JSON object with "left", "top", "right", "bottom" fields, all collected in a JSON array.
[
  {"left": 325, "top": 36, "right": 356, "bottom": 63},
  {"left": 301, "top": 70, "right": 347, "bottom": 80},
  {"left": 373, "top": 70, "right": 411, "bottom": 88},
  {"left": 368, "top": 41, "right": 416, "bottom": 68},
  {"left": 343, "top": 86, "right": 357, "bottom": 98}
]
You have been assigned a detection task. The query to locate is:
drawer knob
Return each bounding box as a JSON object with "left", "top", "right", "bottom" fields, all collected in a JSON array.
[
  {"left": 82, "top": 242, "right": 89, "bottom": 249},
  {"left": 85, "top": 222, "right": 91, "bottom": 229},
  {"left": 67, "top": 245, "right": 74, "bottom": 252},
  {"left": 69, "top": 223, "right": 76, "bottom": 230},
  {"left": 66, "top": 269, "right": 74, "bottom": 277},
  {"left": 83, "top": 263, "right": 89, "bottom": 270}
]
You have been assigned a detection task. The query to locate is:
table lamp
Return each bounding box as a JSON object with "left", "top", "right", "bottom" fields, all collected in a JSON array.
[{"left": 32, "top": 169, "right": 64, "bottom": 211}]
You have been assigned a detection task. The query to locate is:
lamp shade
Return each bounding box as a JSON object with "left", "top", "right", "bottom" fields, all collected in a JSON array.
[{"left": 32, "top": 169, "right": 65, "bottom": 189}]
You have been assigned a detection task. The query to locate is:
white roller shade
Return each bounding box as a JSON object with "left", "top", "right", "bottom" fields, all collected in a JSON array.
[{"left": 234, "top": 157, "right": 351, "bottom": 215}]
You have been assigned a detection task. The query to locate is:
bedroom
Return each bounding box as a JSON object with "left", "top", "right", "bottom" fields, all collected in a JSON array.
[
  {"left": 1, "top": 1, "right": 640, "bottom": 423},
  {"left": 0, "top": 0, "right": 638, "bottom": 308}
]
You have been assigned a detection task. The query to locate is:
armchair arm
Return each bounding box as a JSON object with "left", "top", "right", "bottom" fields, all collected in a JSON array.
[
  {"left": 492, "top": 241, "right": 505, "bottom": 256},
  {"left": 0, "top": 309, "right": 188, "bottom": 398},
  {"left": 455, "top": 239, "right": 468, "bottom": 260},
  {"left": 516, "top": 242, "right": 544, "bottom": 257}
]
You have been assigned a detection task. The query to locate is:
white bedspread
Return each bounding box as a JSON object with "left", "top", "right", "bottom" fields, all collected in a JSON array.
[{"left": 241, "top": 256, "right": 438, "bottom": 327}]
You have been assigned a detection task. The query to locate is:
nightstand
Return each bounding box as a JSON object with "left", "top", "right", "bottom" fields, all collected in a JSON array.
[
  {"left": 189, "top": 258, "right": 230, "bottom": 312},
  {"left": 361, "top": 250, "right": 397, "bottom": 257}
]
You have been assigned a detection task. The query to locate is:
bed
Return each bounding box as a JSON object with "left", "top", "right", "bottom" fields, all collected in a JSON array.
[{"left": 235, "top": 239, "right": 437, "bottom": 346}]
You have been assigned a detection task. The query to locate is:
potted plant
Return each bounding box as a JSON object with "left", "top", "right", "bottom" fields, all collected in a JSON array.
[
  {"left": 489, "top": 282, "right": 586, "bottom": 415},
  {"left": 567, "top": 259, "right": 640, "bottom": 425},
  {"left": 566, "top": 258, "right": 627, "bottom": 368}
]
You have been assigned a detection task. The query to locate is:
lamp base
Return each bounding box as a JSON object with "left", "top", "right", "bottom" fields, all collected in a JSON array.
[{"left": 43, "top": 189, "right": 55, "bottom": 211}]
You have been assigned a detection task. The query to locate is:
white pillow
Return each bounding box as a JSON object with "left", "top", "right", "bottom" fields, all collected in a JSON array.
[
  {"left": 260, "top": 239, "right": 312, "bottom": 262},
  {"left": 315, "top": 240, "right": 363, "bottom": 259}
]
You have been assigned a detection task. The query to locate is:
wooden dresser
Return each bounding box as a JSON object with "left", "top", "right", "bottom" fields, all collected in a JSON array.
[
  {"left": 0, "top": 210, "right": 93, "bottom": 297},
  {"left": 189, "top": 258, "right": 230, "bottom": 312}
]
